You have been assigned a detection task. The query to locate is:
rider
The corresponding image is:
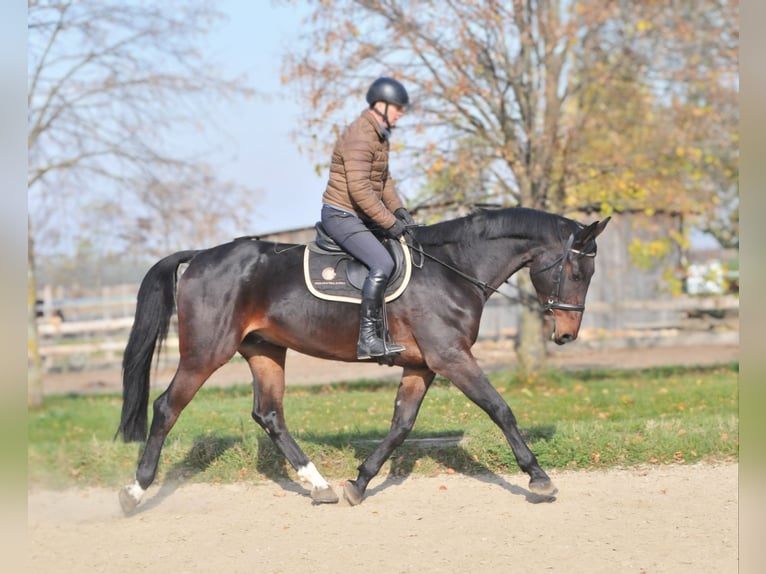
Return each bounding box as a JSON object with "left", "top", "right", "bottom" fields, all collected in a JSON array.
[{"left": 320, "top": 77, "right": 416, "bottom": 360}]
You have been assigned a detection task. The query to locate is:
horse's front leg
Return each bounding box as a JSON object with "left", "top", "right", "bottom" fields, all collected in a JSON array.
[
  {"left": 243, "top": 341, "right": 339, "bottom": 504},
  {"left": 344, "top": 368, "right": 435, "bottom": 506},
  {"left": 430, "top": 350, "right": 556, "bottom": 497}
]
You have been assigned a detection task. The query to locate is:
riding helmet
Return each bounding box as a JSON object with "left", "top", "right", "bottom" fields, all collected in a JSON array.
[{"left": 366, "top": 77, "right": 410, "bottom": 108}]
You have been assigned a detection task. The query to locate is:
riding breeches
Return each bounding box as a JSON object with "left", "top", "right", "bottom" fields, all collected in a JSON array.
[{"left": 320, "top": 204, "right": 395, "bottom": 278}]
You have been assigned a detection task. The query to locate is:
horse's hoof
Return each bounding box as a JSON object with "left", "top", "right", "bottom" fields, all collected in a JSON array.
[
  {"left": 343, "top": 480, "right": 364, "bottom": 506},
  {"left": 119, "top": 487, "right": 140, "bottom": 515},
  {"left": 311, "top": 486, "right": 339, "bottom": 504},
  {"left": 528, "top": 476, "right": 557, "bottom": 497}
]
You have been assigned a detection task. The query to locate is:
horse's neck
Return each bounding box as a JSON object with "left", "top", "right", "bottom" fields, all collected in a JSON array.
[{"left": 438, "top": 236, "right": 535, "bottom": 290}]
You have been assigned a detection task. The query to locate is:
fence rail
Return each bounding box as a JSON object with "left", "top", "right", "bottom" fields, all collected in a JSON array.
[{"left": 35, "top": 285, "right": 739, "bottom": 373}]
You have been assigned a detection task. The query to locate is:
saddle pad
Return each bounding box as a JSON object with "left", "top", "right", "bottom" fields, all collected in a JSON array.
[{"left": 303, "top": 238, "right": 412, "bottom": 304}]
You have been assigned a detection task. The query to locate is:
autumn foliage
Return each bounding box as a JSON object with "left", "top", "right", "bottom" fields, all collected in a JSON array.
[{"left": 282, "top": 0, "right": 738, "bottom": 244}]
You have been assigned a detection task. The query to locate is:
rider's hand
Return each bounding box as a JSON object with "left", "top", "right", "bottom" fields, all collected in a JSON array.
[
  {"left": 394, "top": 207, "right": 415, "bottom": 226},
  {"left": 386, "top": 219, "right": 407, "bottom": 239}
]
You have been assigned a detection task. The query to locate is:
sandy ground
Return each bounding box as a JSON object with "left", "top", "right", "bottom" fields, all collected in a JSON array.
[
  {"left": 30, "top": 342, "right": 740, "bottom": 573},
  {"left": 28, "top": 464, "right": 737, "bottom": 573}
]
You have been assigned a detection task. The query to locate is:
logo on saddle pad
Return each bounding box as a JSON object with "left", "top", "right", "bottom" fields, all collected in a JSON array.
[{"left": 303, "top": 237, "right": 412, "bottom": 304}]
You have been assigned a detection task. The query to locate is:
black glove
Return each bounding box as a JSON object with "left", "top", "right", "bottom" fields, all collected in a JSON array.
[
  {"left": 386, "top": 219, "right": 407, "bottom": 239},
  {"left": 394, "top": 207, "right": 415, "bottom": 226}
]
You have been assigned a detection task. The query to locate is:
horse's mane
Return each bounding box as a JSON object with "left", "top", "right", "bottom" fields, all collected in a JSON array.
[{"left": 413, "top": 207, "right": 580, "bottom": 247}]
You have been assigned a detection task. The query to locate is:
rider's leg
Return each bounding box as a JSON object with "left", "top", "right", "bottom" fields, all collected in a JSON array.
[
  {"left": 320, "top": 205, "right": 405, "bottom": 359},
  {"left": 357, "top": 269, "right": 405, "bottom": 359}
]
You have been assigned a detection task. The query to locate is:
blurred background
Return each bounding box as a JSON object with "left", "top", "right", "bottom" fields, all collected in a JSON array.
[{"left": 27, "top": 0, "right": 739, "bottom": 402}]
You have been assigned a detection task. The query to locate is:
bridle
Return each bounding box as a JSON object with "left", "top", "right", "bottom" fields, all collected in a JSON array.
[{"left": 532, "top": 233, "right": 595, "bottom": 313}]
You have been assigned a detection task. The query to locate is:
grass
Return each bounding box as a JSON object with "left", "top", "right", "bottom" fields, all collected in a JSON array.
[{"left": 28, "top": 363, "right": 738, "bottom": 490}]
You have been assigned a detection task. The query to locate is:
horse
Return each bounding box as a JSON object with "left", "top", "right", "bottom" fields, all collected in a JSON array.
[{"left": 117, "top": 207, "right": 610, "bottom": 513}]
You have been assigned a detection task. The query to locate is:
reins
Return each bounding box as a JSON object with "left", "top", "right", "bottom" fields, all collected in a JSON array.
[
  {"left": 405, "top": 238, "right": 535, "bottom": 307},
  {"left": 283, "top": 221, "right": 593, "bottom": 312},
  {"left": 406, "top": 230, "right": 594, "bottom": 312}
]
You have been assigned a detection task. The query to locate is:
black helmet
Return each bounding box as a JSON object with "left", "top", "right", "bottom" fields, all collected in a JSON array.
[{"left": 366, "top": 77, "right": 410, "bottom": 108}]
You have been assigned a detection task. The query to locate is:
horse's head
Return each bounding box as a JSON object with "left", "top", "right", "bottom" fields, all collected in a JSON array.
[{"left": 529, "top": 217, "right": 610, "bottom": 345}]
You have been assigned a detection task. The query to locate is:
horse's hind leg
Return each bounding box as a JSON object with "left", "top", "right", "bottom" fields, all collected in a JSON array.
[
  {"left": 344, "top": 368, "right": 435, "bottom": 506},
  {"left": 242, "top": 340, "right": 339, "bottom": 504},
  {"left": 119, "top": 359, "right": 223, "bottom": 513}
]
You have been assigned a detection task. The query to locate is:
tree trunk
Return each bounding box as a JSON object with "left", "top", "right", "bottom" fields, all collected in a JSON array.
[
  {"left": 514, "top": 270, "right": 546, "bottom": 376},
  {"left": 28, "top": 221, "right": 44, "bottom": 408}
]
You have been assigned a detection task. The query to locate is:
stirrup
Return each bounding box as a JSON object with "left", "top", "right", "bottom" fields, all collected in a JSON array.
[
  {"left": 356, "top": 345, "right": 397, "bottom": 360},
  {"left": 384, "top": 341, "right": 405, "bottom": 355},
  {"left": 356, "top": 339, "right": 404, "bottom": 360}
]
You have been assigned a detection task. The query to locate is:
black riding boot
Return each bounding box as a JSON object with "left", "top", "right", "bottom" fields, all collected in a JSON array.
[{"left": 357, "top": 270, "right": 405, "bottom": 360}]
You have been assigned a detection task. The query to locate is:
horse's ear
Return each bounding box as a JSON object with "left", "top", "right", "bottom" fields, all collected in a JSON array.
[{"left": 573, "top": 216, "right": 611, "bottom": 250}]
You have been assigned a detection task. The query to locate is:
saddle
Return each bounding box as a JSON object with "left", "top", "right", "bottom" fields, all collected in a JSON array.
[{"left": 304, "top": 223, "right": 412, "bottom": 303}]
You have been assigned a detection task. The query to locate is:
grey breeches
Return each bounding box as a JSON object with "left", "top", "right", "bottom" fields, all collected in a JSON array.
[{"left": 320, "top": 204, "right": 395, "bottom": 278}]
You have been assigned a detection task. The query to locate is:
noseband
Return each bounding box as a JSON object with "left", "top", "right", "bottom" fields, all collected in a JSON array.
[{"left": 535, "top": 233, "right": 595, "bottom": 313}]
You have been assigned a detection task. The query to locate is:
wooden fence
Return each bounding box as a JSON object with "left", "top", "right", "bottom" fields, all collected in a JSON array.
[{"left": 35, "top": 284, "right": 739, "bottom": 373}]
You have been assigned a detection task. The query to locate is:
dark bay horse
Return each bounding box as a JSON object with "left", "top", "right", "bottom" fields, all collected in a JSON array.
[{"left": 117, "top": 207, "right": 609, "bottom": 512}]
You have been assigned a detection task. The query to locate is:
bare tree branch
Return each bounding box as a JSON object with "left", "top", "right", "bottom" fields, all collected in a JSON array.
[{"left": 28, "top": 0, "right": 257, "bottom": 257}]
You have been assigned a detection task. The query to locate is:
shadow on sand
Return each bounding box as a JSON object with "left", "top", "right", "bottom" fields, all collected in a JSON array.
[{"left": 129, "top": 423, "right": 557, "bottom": 514}]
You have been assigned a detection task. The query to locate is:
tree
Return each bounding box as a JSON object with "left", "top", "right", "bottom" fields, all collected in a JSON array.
[
  {"left": 565, "top": 1, "right": 739, "bottom": 243},
  {"left": 651, "top": 0, "right": 738, "bottom": 250},
  {"left": 28, "top": 220, "right": 43, "bottom": 408},
  {"left": 281, "top": 0, "right": 738, "bottom": 374},
  {"left": 27, "top": 0, "right": 256, "bottom": 401},
  {"left": 28, "top": 0, "right": 257, "bottom": 258}
]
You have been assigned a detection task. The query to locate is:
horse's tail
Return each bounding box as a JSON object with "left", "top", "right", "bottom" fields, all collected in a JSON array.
[{"left": 117, "top": 250, "right": 199, "bottom": 443}]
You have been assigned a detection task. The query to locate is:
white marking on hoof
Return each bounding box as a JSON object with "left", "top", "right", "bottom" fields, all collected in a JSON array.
[
  {"left": 119, "top": 479, "right": 145, "bottom": 513},
  {"left": 127, "top": 480, "right": 145, "bottom": 501},
  {"left": 297, "top": 462, "right": 330, "bottom": 490}
]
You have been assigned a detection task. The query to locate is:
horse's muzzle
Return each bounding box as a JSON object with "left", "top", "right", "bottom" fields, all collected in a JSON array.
[
  {"left": 554, "top": 332, "right": 576, "bottom": 345},
  {"left": 550, "top": 309, "right": 583, "bottom": 345}
]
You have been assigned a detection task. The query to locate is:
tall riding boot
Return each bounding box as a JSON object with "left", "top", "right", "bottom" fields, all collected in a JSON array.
[{"left": 357, "top": 270, "right": 405, "bottom": 360}]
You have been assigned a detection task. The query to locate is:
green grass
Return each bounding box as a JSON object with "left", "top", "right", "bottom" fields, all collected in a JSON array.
[{"left": 28, "top": 363, "right": 738, "bottom": 489}]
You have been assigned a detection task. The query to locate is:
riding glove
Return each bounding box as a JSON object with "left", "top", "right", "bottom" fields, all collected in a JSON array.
[
  {"left": 386, "top": 219, "right": 407, "bottom": 239},
  {"left": 394, "top": 207, "right": 415, "bottom": 226}
]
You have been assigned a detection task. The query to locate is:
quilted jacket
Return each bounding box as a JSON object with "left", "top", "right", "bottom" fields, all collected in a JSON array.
[{"left": 322, "top": 109, "right": 404, "bottom": 230}]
